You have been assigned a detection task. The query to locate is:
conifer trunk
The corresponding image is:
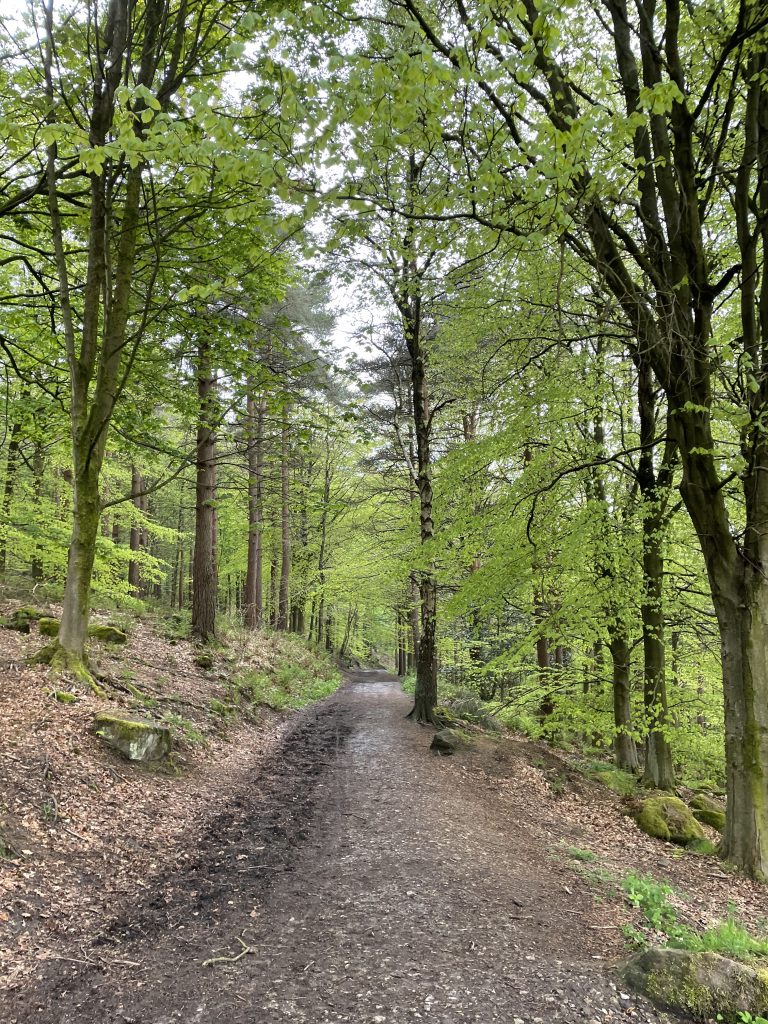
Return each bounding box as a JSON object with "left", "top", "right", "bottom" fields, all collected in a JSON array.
[
  {"left": 244, "top": 393, "right": 265, "bottom": 629},
  {"left": 191, "top": 337, "right": 217, "bottom": 643},
  {"left": 277, "top": 408, "right": 291, "bottom": 630}
]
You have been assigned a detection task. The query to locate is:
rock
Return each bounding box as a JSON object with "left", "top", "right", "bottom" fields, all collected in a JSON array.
[
  {"left": 625, "top": 947, "right": 768, "bottom": 1019},
  {"left": 2, "top": 606, "right": 42, "bottom": 633},
  {"left": 194, "top": 652, "right": 214, "bottom": 670},
  {"left": 690, "top": 792, "right": 726, "bottom": 832},
  {"left": 94, "top": 712, "right": 171, "bottom": 762},
  {"left": 88, "top": 624, "right": 127, "bottom": 644},
  {"left": 38, "top": 617, "right": 60, "bottom": 637},
  {"left": 430, "top": 728, "right": 463, "bottom": 755},
  {"left": 634, "top": 794, "right": 704, "bottom": 844}
]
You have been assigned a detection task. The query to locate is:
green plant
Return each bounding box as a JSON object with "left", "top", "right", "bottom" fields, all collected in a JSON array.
[
  {"left": 161, "top": 712, "right": 205, "bottom": 747},
  {"left": 621, "top": 872, "right": 681, "bottom": 932},
  {"left": 621, "top": 872, "right": 768, "bottom": 962},
  {"left": 564, "top": 845, "right": 597, "bottom": 863}
]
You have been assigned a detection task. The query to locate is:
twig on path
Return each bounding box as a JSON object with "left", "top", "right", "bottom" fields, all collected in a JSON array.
[{"left": 202, "top": 936, "right": 255, "bottom": 968}]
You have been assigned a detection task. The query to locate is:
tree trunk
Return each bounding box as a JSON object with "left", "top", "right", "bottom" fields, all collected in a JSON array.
[
  {"left": 0, "top": 394, "right": 26, "bottom": 575},
  {"left": 640, "top": 510, "right": 675, "bottom": 788},
  {"left": 401, "top": 271, "right": 439, "bottom": 721},
  {"left": 609, "top": 634, "right": 639, "bottom": 772},
  {"left": 277, "top": 408, "right": 291, "bottom": 630},
  {"left": 128, "top": 465, "right": 144, "bottom": 594},
  {"left": 636, "top": 360, "right": 675, "bottom": 789},
  {"left": 191, "top": 337, "right": 217, "bottom": 643},
  {"left": 244, "top": 393, "right": 265, "bottom": 629},
  {"left": 408, "top": 574, "right": 420, "bottom": 672}
]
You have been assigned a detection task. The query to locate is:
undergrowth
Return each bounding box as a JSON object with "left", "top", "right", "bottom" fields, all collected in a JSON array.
[
  {"left": 230, "top": 633, "right": 341, "bottom": 712},
  {"left": 621, "top": 871, "right": 768, "bottom": 961}
]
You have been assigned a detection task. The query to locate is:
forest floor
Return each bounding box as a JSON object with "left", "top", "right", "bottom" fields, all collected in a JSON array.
[{"left": 1, "top": 623, "right": 767, "bottom": 1023}]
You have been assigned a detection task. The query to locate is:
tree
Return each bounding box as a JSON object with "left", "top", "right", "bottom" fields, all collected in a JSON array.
[{"left": 387, "top": 0, "right": 768, "bottom": 877}]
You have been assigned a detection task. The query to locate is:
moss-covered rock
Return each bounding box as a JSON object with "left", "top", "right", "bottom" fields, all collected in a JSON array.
[
  {"left": 38, "top": 617, "right": 60, "bottom": 637},
  {"left": 625, "top": 947, "right": 768, "bottom": 1018},
  {"left": 690, "top": 792, "right": 726, "bottom": 832},
  {"left": 193, "top": 652, "right": 214, "bottom": 670},
  {"left": 88, "top": 624, "right": 127, "bottom": 644},
  {"left": 430, "top": 728, "right": 464, "bottom": 755},
  {"left": 2, "top": 606, "right": 43, "bottom": 633},
  {"left": 93, "top": 712, "right": 171, "bottom": 761},
  {"left": 635, "top": 795, "right": 705, "bottom": 844},
  {"left": 53, "top": 690, "right": 77, "bottom": 704}
]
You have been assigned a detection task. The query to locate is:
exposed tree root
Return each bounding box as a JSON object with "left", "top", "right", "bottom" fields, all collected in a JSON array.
[
  {"left": 31, "top": 642, "right": 105, "bottom": 697},
  {"left": 406, "top": 704, "right": 444, "bottom": 728}
]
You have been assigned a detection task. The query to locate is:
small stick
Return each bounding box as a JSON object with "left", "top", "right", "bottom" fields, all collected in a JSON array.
[{"left": 202, "top": 937, "right": 254, "bottom": 968}]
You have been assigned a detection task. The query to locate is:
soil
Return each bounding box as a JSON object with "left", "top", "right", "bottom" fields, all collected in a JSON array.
[{"left": 1, "top": 670, "right": 696, "bottom": 1024}]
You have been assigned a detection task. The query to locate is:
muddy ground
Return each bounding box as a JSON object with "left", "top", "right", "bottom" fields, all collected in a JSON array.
[{"left": 1, "top": 671, "right": 691, "bottom": 1024}]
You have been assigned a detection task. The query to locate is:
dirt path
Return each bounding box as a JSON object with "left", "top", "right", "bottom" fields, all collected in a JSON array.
[{"left": 2, "top": 672, "right": 686, "bottom": 1024}]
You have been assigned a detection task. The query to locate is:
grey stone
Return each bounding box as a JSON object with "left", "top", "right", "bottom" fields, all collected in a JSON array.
[
  {"left": 94, "top": 712, "right": 171, "bottom": 762},
  {"left": 430, "top": 728, "right": 463, "bottom": 755}
]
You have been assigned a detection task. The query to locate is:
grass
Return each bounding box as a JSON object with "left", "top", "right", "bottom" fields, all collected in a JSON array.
[
  {"left": 564, "top": 845, "right": 598, "bottom": 863},
  {"left": 160, "top": 711, "right": 206, "bottom": 747}
]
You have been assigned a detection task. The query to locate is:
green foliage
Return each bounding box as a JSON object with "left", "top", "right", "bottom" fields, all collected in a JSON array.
[
  {"left": 585, "top": 762, "right": 638, "bottom": 796},
  {"left": 621, "top": 872, "right": 768, "bottom": 962},
  {"left": 564, "top": 846, "right": 598, "bottom": 863},
  {"left": 233, "top": 665, "right": 339, "bottom": 711},
  {"left": 160, "top": 713, "right": 206, "bottom": 748}
]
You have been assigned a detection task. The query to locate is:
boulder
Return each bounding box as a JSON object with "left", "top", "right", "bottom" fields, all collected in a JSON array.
[
  {"left": 38, "top": 617, "right": 60, "bottom": 637},
  {"left": 690, "top": 792, "right": 726, "bottom": 832},
  {"left": 430, "top": 728, "right": 463, "bottom": 755},
  {"left": 635, "top": 795, "right": 704, "bottom": 845},
  {"left": 88, "top": 624, "right": 127, "bottom": 644},
  {"left": 2, "top": 607, "right": 42, "bottom": 634},
  {"left": 625, "top": 947, "right": 768, "bottom": 1019},
  {"left": 94, "top": 712, "right": 171, "bottom": 762}
]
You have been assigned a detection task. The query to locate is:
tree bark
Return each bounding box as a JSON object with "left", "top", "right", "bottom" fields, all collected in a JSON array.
[
  {"left": 191, "top": 337, "right": 217, "bottom": 643},
  {"left": 636, "top": 360, "right": 675, "bottom": 789},
  {"left": 244, "top": 393, "right": 265, "bottom": 629},
  {"left": 609, "top": 634, "right": 639, "bottom": 772},
  {"left": 0, "top": 404, "right": 24, "bottom": 575},
  {"left": 277, "top": 407, "right": 291, "bottom": 630},
  {"left": 128, "top": 465, "right": 144, "bottom": 594}
]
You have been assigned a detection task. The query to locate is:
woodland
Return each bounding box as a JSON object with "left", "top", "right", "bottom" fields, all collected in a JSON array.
[{"left": 0, "top": 0, "right": 767, "bottom": 893}]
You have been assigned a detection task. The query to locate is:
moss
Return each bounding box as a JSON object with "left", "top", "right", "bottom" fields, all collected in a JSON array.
[
  {"left": 627, "top": 948, "right": 768, "bottom": 1019},
  {"left": 88, "top": 624, "right": 127, "bottom": 644},
  {"left": 53, "top": 690, "right": 77, "bottom": 704},
  {"left": 687, "top": 838, "right": 718, "bottom": 856},
  {"left": 593, "top": 767, "right": 637, "bottom": 796},
  {"left": 32, "top": 641, "right": 105, "bottom": 696},
  {"left": 194, "top": 652, "right": 215, "bottom": 670},
  {"left": 635, "top": 795, "right": 705, "bottom": 845},
  {"left": 690, "top": 793, "right": 726, "bottom": 832},
  {"left": 38, "top": 617, "right": 60, "bottom": 637}
]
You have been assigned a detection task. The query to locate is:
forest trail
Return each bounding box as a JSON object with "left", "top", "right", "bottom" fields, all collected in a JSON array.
[{"left": 4, "top": 671, "right": 684, "bottom": 1024}]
